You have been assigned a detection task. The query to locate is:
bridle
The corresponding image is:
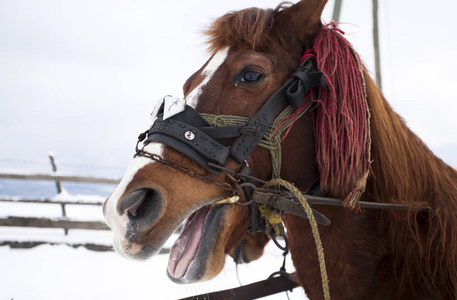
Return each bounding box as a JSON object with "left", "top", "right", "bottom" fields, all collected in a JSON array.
[
  {"left": 135, "top": 53, "right": 430, "bottom": 233},
  {"left": 138, "top": 54, "right": 325, "bottom": 172},
  {"left": 135, "top": 54, "right": 329, "bottom": 231}
]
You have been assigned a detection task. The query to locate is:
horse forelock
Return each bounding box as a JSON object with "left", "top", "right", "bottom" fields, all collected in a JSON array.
[{"left": 204, "top": 4, "right": 290, "bottom": 53}]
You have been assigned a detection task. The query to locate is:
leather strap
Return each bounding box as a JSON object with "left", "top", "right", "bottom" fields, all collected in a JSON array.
[
  {"left": 177, "top": 272, "right": 300, "bottom": 300},
  {"left": 199, "top": 124, "right": 246, "bottom": 139},
  {"left": 230, "top": 82, "right": 290, "bottom": 163},
  {"left": 147, "top": 116, "right": 231, "bottom": 173},
  {"left": 251, "top": 190, "right": 331, "bottom": 226},
  {"left": 230, "top": 58, "right": 325, "bottom": 163},
  {"left": 287, "top": 69, "right": 326, "bottom": 108},
  {"left": 143, "top": 57, "right": 325, "bottom": 172}
]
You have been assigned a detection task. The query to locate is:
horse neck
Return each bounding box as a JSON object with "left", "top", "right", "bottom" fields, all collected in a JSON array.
[
  {"left": 364, "top": 69, "right": 457, "bottom": 207},
  {"left": 364, "top": 69, "right": 457, "bottom": 298}
]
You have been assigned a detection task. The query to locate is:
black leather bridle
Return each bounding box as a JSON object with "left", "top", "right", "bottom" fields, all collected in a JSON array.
[
  {"left": 137, "top": 56, "right": 325, "bottom": 173},
  {"left": 134, "top": 55, "right": 328, "bottom": 234}
]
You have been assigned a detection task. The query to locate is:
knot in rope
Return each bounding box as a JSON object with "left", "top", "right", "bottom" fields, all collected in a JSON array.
[{"left": 258, "top": 204, "right": 283, "bottom": 238}]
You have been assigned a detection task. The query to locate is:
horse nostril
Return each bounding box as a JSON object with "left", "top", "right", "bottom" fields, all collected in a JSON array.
[{"left": 118, "top": 188, "right": 163, "bottom": 234}]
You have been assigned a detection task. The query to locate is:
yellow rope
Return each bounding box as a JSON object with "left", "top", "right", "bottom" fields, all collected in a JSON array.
[
  {"left": 258, "top": 204, "right": 283, "bottom": 238},
  {"left": 264, "top": 178, "right": 331, "bottom": 300}
]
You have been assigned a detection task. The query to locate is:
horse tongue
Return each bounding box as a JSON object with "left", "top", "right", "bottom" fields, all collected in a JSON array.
[{"left": 168, "top": 206, "right": 210, "bottom": 279}]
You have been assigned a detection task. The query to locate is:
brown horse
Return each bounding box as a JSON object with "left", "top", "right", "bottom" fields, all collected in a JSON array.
[{"left": 103, "top": 0, "right": 457, "bottom": 298}]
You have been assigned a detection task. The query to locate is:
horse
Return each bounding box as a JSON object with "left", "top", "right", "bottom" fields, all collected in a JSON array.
[{"left": 103, "top": 0, "right": 457, "bottom": 298}]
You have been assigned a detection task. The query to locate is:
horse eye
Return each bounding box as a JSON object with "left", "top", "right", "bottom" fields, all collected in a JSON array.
[{"left": 240, "top": 71, "right": 264, "bottom": 83}]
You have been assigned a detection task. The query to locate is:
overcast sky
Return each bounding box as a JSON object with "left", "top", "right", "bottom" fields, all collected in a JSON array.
[{"left": 1, "top": 0, "right": 456, "bottom": 177}]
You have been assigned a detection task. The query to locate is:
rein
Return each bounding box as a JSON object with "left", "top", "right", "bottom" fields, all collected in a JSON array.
[
  {"left": 133, "top": 145, "right": 431, "bottom": 215},
  {"left": 206, "top": 162, "right": 431, "bottom": 214}
]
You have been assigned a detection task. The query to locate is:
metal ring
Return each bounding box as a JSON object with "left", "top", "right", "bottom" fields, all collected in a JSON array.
[
  {"left": 236, "top": 200, "right": 253, "bottom": 206},
  {"left": 271, "top": 228, "right": 289, "bottom": 252}
]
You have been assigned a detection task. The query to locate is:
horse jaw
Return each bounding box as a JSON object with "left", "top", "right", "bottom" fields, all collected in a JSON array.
[{"left": 165, "top": 176, "right": 248, "bottom": 283}]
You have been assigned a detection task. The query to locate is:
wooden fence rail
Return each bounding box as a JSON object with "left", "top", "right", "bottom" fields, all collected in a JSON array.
[
  {"left": 0, "top": 166, "right": 179, "bottom": 253},
  {"left": 0, "top": 197, "right": 104, "bottom": 206},
  {"left": 0, "top": 161, "right": 121, "bottom": 251},
  {"left": 0, "top": 173, "right": 121, "bottom": 184},
  {"left": 0, "top": 216, "right": 109, "bottom": 231}
]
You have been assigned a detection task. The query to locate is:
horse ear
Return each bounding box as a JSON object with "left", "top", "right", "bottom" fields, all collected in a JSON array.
[{"left": 274, "top": 0, "right": 328, "bottom": 48}]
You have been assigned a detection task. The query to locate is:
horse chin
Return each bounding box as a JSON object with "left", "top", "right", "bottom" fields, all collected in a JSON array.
[
  {"left": 112, "top": 238, "right": 162, "bottom": 261},
  {"left": 166, "top": 204, "right": 230, "bottom": 283},
  {"left": 230, "top": 232, "right": 270, "bottom": 264}
]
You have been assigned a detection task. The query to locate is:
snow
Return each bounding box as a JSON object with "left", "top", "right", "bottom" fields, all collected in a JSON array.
[
  {"left": 0, "top": 199, "right": 103, "bottom": 221},
  {"left": 0, "top": 231, "right": 307, "bottom": 300},
  {"left": 53, "top": 189, "right": 106, "bottom": 204}
]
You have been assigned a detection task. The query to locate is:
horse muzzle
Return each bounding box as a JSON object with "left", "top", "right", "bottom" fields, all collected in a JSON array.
[{"left": 103, "top": 184, "right": 170, "bottom": 260}]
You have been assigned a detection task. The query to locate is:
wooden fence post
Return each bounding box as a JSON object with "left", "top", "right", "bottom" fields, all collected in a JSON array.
[
  {"left": 332, "top": 0, "right": 343, "bottom": 22},
  {"left": 49, "top": 154, "right": 68, "bottom": 235},
  {"left": 372, "top": 0, "right": 382, "bottom": 90}
]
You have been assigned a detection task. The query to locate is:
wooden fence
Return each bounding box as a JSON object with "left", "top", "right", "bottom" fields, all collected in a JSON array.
[
  {"left": 0, "top": 155, "right": 121, "bottom": 251},
  {"left": 0, "top": 155, "right": 173, "bottom": 254}
]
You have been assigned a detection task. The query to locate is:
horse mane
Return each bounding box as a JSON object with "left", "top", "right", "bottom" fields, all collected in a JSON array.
[
  {"left": 312, "top": 25, "right": 457, "bottom": 297},
  {"left": 366, "top": 71, "right": 457, "bottom": 297}
]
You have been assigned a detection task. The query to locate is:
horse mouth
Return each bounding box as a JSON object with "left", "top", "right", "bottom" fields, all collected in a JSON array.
[{"left": 167, "top": 204, "right": 228, "bottom": 283}]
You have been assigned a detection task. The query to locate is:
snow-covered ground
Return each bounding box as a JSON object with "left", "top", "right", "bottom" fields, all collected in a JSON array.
[
  {"left": 0, "top": 193, "right": 308, "bottom": 299},
  {"left": 0, "top": 231, "right": 307, "bottom": 300}
]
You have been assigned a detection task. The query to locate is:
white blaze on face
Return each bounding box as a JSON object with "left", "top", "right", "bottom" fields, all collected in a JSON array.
[
  {"left": 104, "top": 142, "right": 163, "bottom": 234},
  {"left": 104, "top": 47, "right": 230, "bottom": 248},
  {"left": 186, "top": 47, "right": 230, "bottom": 108}
]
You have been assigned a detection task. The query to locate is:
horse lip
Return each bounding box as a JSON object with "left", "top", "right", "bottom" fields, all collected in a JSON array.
[
  {"left": 114, "top": 194, "right": 228, "bottom": 261},
  {"left": 167, "top": 204, "right": 230, "bottom": 283}
]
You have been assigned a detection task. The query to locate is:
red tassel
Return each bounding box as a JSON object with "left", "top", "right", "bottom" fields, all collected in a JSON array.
[{"left": 312, "top": 24, "right": 371, "bottom": 199}]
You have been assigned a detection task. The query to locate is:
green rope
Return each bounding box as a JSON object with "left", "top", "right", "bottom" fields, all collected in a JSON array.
[
  {"left": 201, "top": 105, "right": 308, "bottom": 180},
  {"left": 200, "top": 113, "right": 250, "bottom": 127}
]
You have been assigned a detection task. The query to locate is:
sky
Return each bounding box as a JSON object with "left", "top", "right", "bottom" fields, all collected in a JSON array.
[{"left": 1, "top": 0, "right": 456, "bottom": 178}]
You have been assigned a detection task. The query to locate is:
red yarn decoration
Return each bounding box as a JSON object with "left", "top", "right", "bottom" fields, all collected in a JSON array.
[{"left": 312, "top": 24, "right": 370, "bottom": 196}]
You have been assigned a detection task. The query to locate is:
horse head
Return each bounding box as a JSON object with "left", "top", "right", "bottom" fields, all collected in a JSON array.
[
  {"left": 103, "top": 0, "right": 331, "bottom": 284},
  {"left": 104, "top": 0, "right": 457, "bottom": 298}
]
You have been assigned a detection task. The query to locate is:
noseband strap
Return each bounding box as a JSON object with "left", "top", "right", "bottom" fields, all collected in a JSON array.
[{"left": 146, "top": 106, "right": 232, "bottom": 173}]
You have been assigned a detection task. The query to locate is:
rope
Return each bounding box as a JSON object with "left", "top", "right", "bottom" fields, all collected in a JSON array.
[
  {"left": 258, "top": 204, "right": 283, "bottom": 238},
  {"left": 201, "top": 105, "right": 308, "bottom": 180},
  {"left": 263, "top": 178, "right": 331, "bottom": 300},
  {"left": 201, "top": 104, "right": 328, "bottom": 298},
  {"left": 200, "top": 113, "right": 249, "bottom": 126}
]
